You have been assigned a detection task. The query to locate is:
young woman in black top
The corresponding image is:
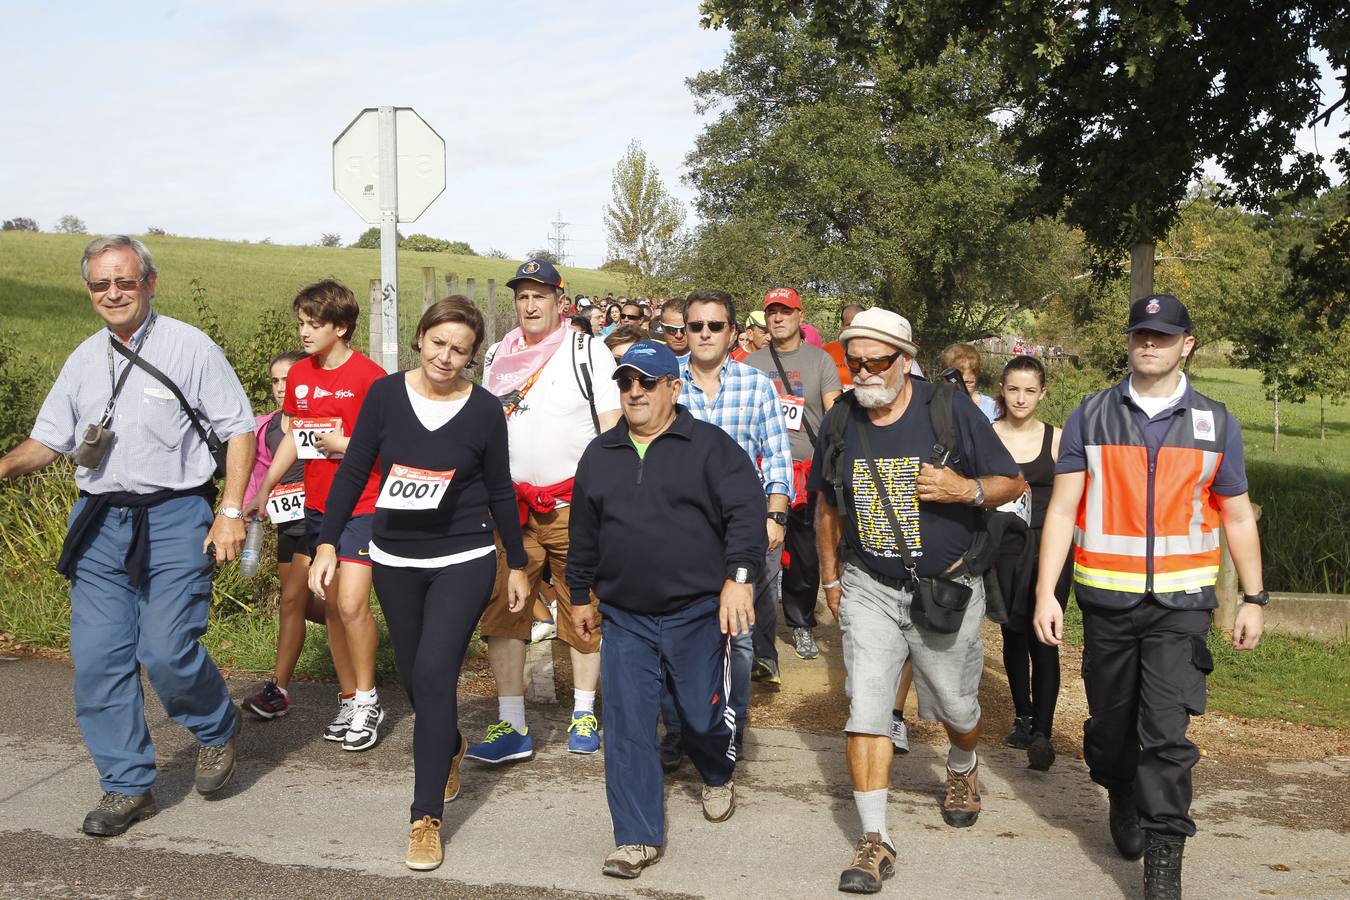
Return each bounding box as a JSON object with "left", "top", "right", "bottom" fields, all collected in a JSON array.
[
  {"left": 310, "top": 296, "right": 529, "bottom": 871},
  {"left": 992, "top": 356, "right": 1070, "bottom": 771}
]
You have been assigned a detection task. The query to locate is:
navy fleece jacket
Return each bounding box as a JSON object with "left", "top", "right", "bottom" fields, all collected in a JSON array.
[{"left": 566, "top": 405, "right": 768, "bottom": 615}]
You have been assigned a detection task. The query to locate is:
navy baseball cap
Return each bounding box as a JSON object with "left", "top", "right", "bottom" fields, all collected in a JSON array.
[
  {"left": 614, "top": 340, "right": 679, "bottom": 380},
  {"left": 1125, "top": 294, "right": 1192, "bottom": 335},
  {"left": 507, "top": 258, "right": 564, "bottom": 291}
]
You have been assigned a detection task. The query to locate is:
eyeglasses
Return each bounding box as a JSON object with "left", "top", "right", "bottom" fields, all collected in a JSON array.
[
  {"left": 86, "top": 276, "right": 146, "bottom": 293},
  {"left": 620, "top": 313, "right": 644, "bottom": 321},
  {"left": 845, "top": 350, "right": 904, "bottom": 375},
  {"left": 686, "top": 320, "right": 729, "bottom": 334},
  {"left": 660, "top": 324, "right": 686, "bottom": 335},
  {"left": 617, "top": 373, "right": 666, "bottom": 392}
]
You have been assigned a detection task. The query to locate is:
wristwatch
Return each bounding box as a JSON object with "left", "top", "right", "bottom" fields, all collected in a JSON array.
[
  {"left": 970, "top": 479, "right": 985, "bottom": 507},
  {"left": 732, "top": 566, "right": 751, "bottom": 585},
  {"left": 767, "top": 511, "right": 788, "bottom": 526},
  {"left": 218, "top": 506, "right": 243, "bottom": 520},
  {"left": 1242, "top": 590, "right": 1270, "bottom": 606}
]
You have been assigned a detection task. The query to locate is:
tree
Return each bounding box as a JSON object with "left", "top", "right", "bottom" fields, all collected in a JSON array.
[
  {"left": 528, "top": 249, "right": 561, "bottom": 265},
  {"left": 145, "top": 226, "right": 168, "bottom": 236},
  {"left": 319, "top": 233, "right": 342, "bottom": 247},
  {"left": 55, "top": 215, "right": 87, "bottom": 234},
  {"left": 700, "top": 1, "right": 1347, "bottom": 298},
  {"left": 1, "top": 218, "right": 38, "bottom": 232},
  {"left": 401, "top": 234, "right": 452, "bottom": 253},
  {"left": 604, "top": 140, "right": 685, "bottom": 277},
  {"left": 681, "top": 25, "right": 1078, "bottom": 350},
  {"left": 350, "top": 226, "right": 402, "bottom": 249},
  {"left": 483, "top": 248, "right": 510, "bottom": 259}
]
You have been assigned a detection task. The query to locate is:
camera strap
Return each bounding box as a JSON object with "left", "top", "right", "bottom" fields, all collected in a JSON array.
[
  {"left": 99, "top": 314, "right": 158, "bottom": 428},
  {"left": 110, "top": 331, "right": 219, "bottom": 454},
  {"left": 853, "top": 417, "right": 919, "bottom": 582},
  {"left": 769, "top": 342, "right": 817, "bottom": 446}
]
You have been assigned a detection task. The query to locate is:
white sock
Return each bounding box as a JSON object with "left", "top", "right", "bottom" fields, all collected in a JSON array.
[
  {"left": 947, "top": 746, "right": 977, "bottom": 773},
  {"left": 853, "top": 789, "right": 891, "bottom": 848},
  {"left": 354, "top": 688, "right": 378, "bottom": 706},
  {"left": 499, "top": 696, "right": 527, "bottom": 733},
  {"left": 573, "top": 690, "right": 596, "bottom": 715},
  {"left": 276, "top": 685, "right": 290, "bottom": 698}
]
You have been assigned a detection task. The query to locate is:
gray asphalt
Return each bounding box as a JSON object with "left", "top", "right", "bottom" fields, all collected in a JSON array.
[{"left": 1, "top": 655, "right": 1347, "bottom": 899}]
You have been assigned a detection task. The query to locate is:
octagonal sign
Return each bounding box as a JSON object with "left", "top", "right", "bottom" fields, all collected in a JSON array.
[{"left": 332, "top": 107, "right": 445, "bottom": 224}]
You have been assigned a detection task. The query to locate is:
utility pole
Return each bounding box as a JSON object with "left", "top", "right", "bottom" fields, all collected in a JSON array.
[{"left": 549, "top": 209, "right": 572, "bottom": 265}]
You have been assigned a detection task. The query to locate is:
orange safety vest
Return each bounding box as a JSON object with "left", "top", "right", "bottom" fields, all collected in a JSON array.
[{"left": 1072, "top": 385, "right": 1228, "bottom": 610}]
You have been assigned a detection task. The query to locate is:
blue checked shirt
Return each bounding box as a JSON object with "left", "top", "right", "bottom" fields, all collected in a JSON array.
[{"left": 679, "top": 357, "right": 795, "bottom": 502}]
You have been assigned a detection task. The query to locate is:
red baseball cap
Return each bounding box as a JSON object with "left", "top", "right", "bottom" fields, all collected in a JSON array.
[{"left": 763, "top": 287, "right": 802, "bottom": 311}]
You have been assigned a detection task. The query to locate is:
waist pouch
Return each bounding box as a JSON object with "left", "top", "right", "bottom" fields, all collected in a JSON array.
[{"left": 913, "top": 576, "right": 973, "bottom": 634}]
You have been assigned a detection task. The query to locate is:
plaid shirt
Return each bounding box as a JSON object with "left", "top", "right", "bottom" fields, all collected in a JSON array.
[{"left": 679, "top": 357, "right": 795, "bottom": 501}]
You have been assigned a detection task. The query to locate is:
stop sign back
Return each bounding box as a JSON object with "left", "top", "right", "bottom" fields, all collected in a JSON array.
[{"left": 332, "top": 108, "right": 445, "bottom": 224}]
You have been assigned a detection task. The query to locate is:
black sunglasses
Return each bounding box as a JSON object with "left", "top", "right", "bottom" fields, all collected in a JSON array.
[
  {"left": 661, "top": 324, "right": 687, "bottom": 335},
  {"left": 620, "top": 313, "right": 644, "bottom": 321},
  {"left": 845, "top": 350, "right": 904, "bottom": 375},
  {"left": 686, "top": 320, "right": 729, "bottom": 334},
  {"left": 617, "top": 373, "right": 667, "bottom": 392}
]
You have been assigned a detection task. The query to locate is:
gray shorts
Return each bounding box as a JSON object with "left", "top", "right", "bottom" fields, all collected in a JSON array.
[{"left": 838, "top": 563, "right": 985, "bottom": 735}]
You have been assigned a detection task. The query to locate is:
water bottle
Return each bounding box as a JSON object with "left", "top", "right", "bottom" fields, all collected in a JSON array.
[{"left": 239, "top": 518, "right": 264, "bottom": 579}]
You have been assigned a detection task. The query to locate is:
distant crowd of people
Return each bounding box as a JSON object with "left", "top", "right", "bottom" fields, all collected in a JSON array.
[{"left": 0, "top": 238, "right": 1270, "bottom": 899}]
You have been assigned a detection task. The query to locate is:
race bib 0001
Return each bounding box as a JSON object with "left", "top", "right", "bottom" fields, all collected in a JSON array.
[
  {"left": 779, "top": 394, "right": 805, "bottom": 432},
  {"left": 292, "top": 417, "right": 343, "bottom": 460},
  {"left": 376, "top": 464, "right": 456, "bottom": 511},
  {"left": 266, "top": 483, "right": 306, "bottom": 524}
]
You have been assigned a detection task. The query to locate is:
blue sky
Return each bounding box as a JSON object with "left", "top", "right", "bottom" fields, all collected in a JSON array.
[{"left": 1, "top": 3, "right": 1344, "bottom": 270}]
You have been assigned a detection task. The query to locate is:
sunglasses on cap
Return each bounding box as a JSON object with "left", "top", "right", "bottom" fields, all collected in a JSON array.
[
  {"left": 617, "top": 373, "right": 668, "bottom": 392},
  {"left": 845, "top": 350, "right": 904, "bottom": 375},
  {"left": 686, "top": 320, "right": 729, "bottom": 334}
]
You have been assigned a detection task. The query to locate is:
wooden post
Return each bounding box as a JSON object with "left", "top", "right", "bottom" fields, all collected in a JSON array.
[
  {"left": 368, "top": 278, "right": 382, "bottom": 360},
  {"left": 1129, "top": 242, "right": 1155, "bottom": 300},
  {"left": 486, "top": 278, "right": 497, "bottom": 349},
  {"left": 446, "top": 274, "right": 460, "bottom": 296},
  {"left": 421, "top": 267, "right": 437, "bottom": 312},
  {"left": 466, "top": 278, "right": 477, "bottom": 304}
]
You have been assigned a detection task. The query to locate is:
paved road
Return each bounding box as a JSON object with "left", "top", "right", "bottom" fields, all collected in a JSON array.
[{"left": 1, "top": 654, "right": 1347, "bottom": 899}]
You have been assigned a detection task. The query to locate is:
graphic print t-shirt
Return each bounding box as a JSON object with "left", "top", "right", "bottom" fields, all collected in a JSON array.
[
  {"left": 808, "top": 380, "right": 1020, "bottom": 578},
  {"left": 745, "top": 343, "right": 842, "bottom": 462},
  {"left": 283, "top": 350, "right": 385, "bottom": 515}
]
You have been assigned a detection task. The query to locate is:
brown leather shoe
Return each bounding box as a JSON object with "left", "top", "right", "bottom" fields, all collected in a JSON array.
[
  {"left": 941, "top": 761, "right": 981, "bottom": 827},
  {"left": 838, "top": 832, "right": 896, "bottom": 893},
  {"left": 444, "top": 732, "right": 467, "bottom": 802}
]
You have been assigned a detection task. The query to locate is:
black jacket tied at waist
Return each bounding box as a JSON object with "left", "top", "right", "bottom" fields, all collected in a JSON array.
[{"left": 56, "top": 482, "right": 218, "bottom": 588}]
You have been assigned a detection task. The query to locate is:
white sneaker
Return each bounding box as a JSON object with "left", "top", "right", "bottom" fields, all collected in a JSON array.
[
  {"left": 323, "top": 696, "right": 356, "bottom": 742},
  {"left": 530, "top": 619, "right": 558, "bottom": 643},
  {"left": 890, "top": 715, "right": 910, "bottom": 754},
  {"left": 342, "top": 699, "right": 386, "bottom": 752}
]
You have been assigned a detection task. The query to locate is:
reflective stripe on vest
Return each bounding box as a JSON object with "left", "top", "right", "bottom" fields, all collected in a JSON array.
[{"left": 1072, "top": 386, "right": 1227, "bottom": 607}]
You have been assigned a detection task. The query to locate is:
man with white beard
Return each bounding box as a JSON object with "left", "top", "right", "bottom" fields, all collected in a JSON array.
[{"left": 807, "top": 308, "right": 1024, "bottom": 894}]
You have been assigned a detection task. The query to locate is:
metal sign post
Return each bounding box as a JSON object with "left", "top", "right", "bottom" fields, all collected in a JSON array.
[{"left": 333, "top": 107, "right": 446, "bottom": 373}]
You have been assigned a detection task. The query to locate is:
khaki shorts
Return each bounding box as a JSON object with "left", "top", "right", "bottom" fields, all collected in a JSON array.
[{"left": 478, "top": 505, "right": 602, "bottom": 653}]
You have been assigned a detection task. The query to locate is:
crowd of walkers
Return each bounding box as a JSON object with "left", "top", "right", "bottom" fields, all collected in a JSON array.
[{"left": 0, "top": 237, "right": 1269, "bottom": 899}]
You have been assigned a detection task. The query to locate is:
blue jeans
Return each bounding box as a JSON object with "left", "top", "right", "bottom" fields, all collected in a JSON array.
[{"left": 67, "top": 495, "right": 238, "bottom": 795}]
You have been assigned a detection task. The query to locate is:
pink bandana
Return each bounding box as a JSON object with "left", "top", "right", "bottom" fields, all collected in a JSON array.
[{"left": 485, "top": 324, "right": 567, "bottom": 398}]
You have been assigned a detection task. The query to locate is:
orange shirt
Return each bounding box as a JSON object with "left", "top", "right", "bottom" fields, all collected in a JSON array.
[{"left": 823, "top": 341, "right": 852, "bottom": 389}]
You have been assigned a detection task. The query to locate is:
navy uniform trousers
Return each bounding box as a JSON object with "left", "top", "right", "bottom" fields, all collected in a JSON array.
[
  {"left": 1080, "top": 598, "right": 1213, "bottom": 837},
  {"left": 601, "top": 595, "right": 736, "bottom": 847}
]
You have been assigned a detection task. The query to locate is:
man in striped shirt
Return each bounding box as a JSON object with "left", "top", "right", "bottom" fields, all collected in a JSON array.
[{"left": 660, "top": 291, "right": 793, "bottom": 767}]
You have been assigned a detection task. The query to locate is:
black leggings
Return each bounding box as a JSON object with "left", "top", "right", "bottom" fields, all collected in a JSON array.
[
  {"left": 372, "top": 553, "right": 496, "bottom": 821},
  {"left": 1002, "top": 541, "right": 1072, "bottom": 737}
]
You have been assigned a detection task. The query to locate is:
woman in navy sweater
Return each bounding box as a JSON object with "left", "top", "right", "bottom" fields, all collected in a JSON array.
[{"left": 311, "top": 296, "right": 529, "bottom": 872}]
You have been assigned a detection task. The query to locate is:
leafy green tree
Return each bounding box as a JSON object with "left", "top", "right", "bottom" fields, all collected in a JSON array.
[
  {"left": 401, "top": 234, "right": 452, "bottom": 253},
  {"left": 55, "top": 215, "right": 87, "bottom": 234},
  {"left": 2, "top": 218, "right": 38, "bottom": 232},
  {"left": 604, "top": 140, "right": 685, "bottom": 277},
  {"left": 700, "top": 0, "right": 1347, "bottom": 297},
  {"left": 350, "top": 226, "right": 403, "bottom": 249},
  {"left": 319, "top": 233, "right": 342, "bottom": 247},
  {"left": 528, "top": 249, "right": 560, "bottom": 265}
]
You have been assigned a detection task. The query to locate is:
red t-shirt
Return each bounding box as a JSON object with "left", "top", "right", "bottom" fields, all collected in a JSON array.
[
  {"left": 730, "top": 345, "right": 750, "bottom": 363},
  {"left": 283, "top": 350, "right": 385, "bottom": 515}
]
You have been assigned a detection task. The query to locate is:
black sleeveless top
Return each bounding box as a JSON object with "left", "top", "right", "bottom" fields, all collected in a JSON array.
[{"left": 1018, "top": 423, "right": 1055, "bottom": 530}]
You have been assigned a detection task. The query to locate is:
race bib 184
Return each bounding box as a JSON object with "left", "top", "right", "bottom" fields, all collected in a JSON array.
[
  {"left": 779, "top": 394, "right": 805, "bottom": 432},
  {"left": 376, "top": 464, "right": 456, "bottom": 511},
  {"left": 266, "top": 483, "right": 306, "bottom": 524},
  {"left": 292, "top": 417, "right": 343, "bottom": 460}
]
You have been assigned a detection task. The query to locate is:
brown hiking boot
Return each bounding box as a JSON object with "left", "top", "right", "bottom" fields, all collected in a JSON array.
[
  {"left": 941, "top": 762, "right": 981, "bottom": 827},
  {"left": 602, "top": 844, "right": 663, "bottom": 878},
  {"left": 444, "top": 732, "right": 467, "bottom": 802},
  {"left": 405, "top": 816, "right": 443, "bottom": 871},
  {"left": 838, "top": 832, "right": 896, "bottom": 894}
]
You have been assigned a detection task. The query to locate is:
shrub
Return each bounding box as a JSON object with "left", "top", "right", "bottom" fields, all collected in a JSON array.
[
  {"left": 350, "top": 226, "right": 402, "bottom": 249},
  {"left": 145, "top": 226, "right": 168, "bottom": 236},
  {"left": 55, "top": 215, "right": 87, "bottom": 234},
  {"left": 2, "top": 217, "right": 38, "bottom": 232},
  {"left": 0, "top": 331, "right": 41, "bottom": 454},
  {"left": 401, "top": 233, "right": 452, "bottom": 253},
  {"left": 319, "top": 233, "right": 342, "bottom": 247}
]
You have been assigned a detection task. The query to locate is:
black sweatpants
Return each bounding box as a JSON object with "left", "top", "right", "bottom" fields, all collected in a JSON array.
[
  {"left": 372, "top": 553, "right": 496, "bottom": 822},
  {"left": 1080, "top": 599, "right": 1213, "bottom": 837},
  {"left": 781, "top": 493, "right": 820, "bottom": 630}
]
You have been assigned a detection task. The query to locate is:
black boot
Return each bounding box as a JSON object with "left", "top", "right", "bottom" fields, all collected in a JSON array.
[
  {"left": 1108, "top": 787, "right": 1145, "bottom": 860},
  {"left": 1143, "top": 832, "right": 1185, "bottom": 900}
]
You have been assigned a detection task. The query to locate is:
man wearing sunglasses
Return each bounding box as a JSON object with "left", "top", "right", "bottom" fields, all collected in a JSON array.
[
  {"left": 652, "top": 289, "right": 794, "bottom": 771},
  {"left": 745, "top": 287, "right": 842, "bottom": 668},
  {"left": 806, "top": 307, "right": 1023, "bottom": 893},
  {"left": 655, "top": 300, "right": 690, "bottom": 361},
  {"left": 566, "top": 340, "right": 766, "bottom": 879}
]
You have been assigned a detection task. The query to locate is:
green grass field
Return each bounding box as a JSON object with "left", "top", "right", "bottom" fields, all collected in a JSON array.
[{"left": 0, "top": 231, "right": 627, "bottom": 380}]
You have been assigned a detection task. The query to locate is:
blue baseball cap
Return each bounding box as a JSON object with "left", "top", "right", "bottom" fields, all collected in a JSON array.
[
  {"left": 1125, "top": 294, "right": 1192, "bottom": 334},
  {"left": 507, "top": 258, "right": 564, "bottom": 291},
  {"left": 614, "top": 340, "right": 679, "bottom": 380}
]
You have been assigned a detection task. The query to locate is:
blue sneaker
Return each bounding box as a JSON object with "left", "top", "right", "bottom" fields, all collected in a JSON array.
[
  {"left": 465, "top": 720, "right": 533, "bottom": 764},
  {"left": 567, "top": 711, "right": 600, "bottom": 754}
]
